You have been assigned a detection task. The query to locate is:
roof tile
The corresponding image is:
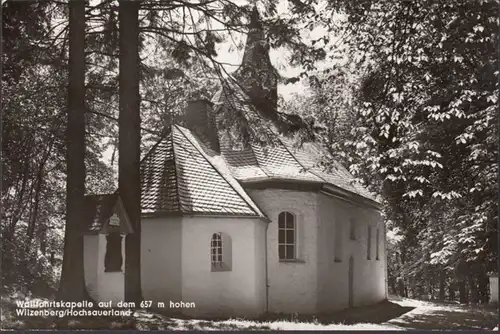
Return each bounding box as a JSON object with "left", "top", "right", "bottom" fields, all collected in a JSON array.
[{"left": 140, "top": 125, "right": 264, "bottom": 217}]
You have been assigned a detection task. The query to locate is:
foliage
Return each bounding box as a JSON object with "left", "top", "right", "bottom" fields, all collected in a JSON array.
[
  {"left": 285, "top": 0, "right": 498, "bottom": 301},
  {"left": 1, "top": 0, "right": 328, "bottom": 295}
]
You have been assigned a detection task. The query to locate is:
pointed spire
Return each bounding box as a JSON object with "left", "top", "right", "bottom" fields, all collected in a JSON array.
[
  {"left": 249, "top": 5, "right": 262, "bottom": 30},
  {"left": 241, "top": 5, "right": 268, "bottom": 66},
  {"left": 235, "top": 6, "right": 278, "bottom": 118}
]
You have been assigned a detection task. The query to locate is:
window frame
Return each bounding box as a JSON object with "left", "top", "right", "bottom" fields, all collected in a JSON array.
[
  {"left": 278, "top": 211, "right": 297, "bottom": 261},
  {"left": 376, "top": 227, "right": 380, "bottom": 260},
  {"left": 210, "top": 232, "right": 232, "bottom": 272},
  {"left": 211, "top": 232, "right": 223, "bottom": 268}
]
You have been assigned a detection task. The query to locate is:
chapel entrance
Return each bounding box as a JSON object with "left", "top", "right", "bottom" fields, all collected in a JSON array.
[{"left": 348, "top": 256, "right": 354, "bottom": 308}]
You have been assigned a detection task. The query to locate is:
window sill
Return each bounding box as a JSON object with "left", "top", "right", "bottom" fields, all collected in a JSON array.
[
  {"left": 104, "top": 269, "right": 123, "bottom": 273},
  {"left": 211, "top": 263, "right": 232, "bottom": 272},
  {"left": 279, "top": 259, "right": 305, "bottom": 264},
  {"left": 334, "top": 259, "right": 342, "bottom": 263}
]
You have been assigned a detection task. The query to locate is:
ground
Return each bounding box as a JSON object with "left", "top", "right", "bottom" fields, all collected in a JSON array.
[{"left": 1, "top": 293, "right": 497, "bottom": 331}]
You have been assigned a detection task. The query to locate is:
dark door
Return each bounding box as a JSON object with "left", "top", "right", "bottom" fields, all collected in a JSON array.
[{"left": 348, "top": 256, "right": 354, "bottom": 308}]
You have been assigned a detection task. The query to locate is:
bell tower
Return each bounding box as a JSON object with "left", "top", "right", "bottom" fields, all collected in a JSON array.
[{"left": 235, "top": 7, "right": 279, "bottom": 120}]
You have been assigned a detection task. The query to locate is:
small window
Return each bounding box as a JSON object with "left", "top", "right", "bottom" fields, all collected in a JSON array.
[
  {"left": 278, "top": 212, "right": 296, "bottom": 260},
  {"left": 211, "top": 232, "right": 232, "bottom": 271},
  {"left": 349, "top": 218, "right": 356, "bottom": 240},
  {"left": 367, "top": 225, "right": 372, "bottom": 260},
  {"left": 376, "top": 228, "right": 380, "bottom": 260},
  {"left": 211, "top": 233, "right": 223, "bottom": 266},
  {"left": 334, "top": 220, "right": 343, "bottom": 262},
  {"left": 105, "top": 232, "right": 123, "bottom": 272}
]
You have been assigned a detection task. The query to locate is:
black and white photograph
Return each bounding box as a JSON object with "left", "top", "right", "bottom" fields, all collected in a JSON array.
[{"left": 1, "top": 0, "right": 498, "bottom": 330}]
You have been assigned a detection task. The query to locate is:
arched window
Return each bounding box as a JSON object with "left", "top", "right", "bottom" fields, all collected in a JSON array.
[
  {"left": 211, "top": 233, "right": 223, "bottom": 266},
  {"left": 210, "top": 232, "right": 232, "bottom": 272},
  {"left": 278, "top": 211, "right": 296, "bottom": 260}
]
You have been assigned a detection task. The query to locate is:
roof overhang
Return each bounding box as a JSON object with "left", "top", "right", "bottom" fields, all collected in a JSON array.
[
  {"left": 241, "top": 178, "right": 382, "bottom": 211},
  {"left": 141, "top": 210, "right": 271, "bottom": 223},
  {"left": 240, "top": 178, "right": 323, "bottom": 192},
  {"left": 320, "top": 184, "right": 382, "bottom": 211}
]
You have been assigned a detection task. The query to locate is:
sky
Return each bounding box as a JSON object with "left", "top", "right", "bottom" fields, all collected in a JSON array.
[
  {"left": 95, "top": 0, "right": 337, "bottom": 170},
  {"left": 210, "top": 0, "right": 333, "bottom": 100}
]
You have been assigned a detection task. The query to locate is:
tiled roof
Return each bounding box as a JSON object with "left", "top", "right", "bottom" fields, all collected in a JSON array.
[
  {"left": 212, "top": 81, "right": 380, "bottom": 203},
  {"left": 84, "top": 194, "right": 118, "bottom": 233},
  {"left": 140, "top": 125, "right": 265, "bottom": 217},
  {"left": 83, "top": 194, "right": 133, "bottom": 234}
]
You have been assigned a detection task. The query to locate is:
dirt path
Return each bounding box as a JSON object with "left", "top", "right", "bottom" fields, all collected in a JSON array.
[
  {"left": 131, "top": 297, "right": 498, "bottom": 331},
  {"left": 382, "top": 297, "right": 498, "bottom": 330}
]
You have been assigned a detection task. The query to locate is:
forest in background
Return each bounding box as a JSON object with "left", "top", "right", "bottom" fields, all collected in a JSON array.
[{"left": 2, "top": 0, "right": 498, "bottom": 305}]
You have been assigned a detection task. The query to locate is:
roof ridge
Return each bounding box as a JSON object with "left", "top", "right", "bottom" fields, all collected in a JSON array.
[
  {"left": 139, "top": 132, "right": 169, "bottom": 165},
  {"left": 223, "top": 82, "right": 272, "bottom": 178},
  {"left": 175, "top": 125, "right": 262, "bottom": 217},
  {"left": 214, "top": 84, "right": 270, "bottom": 178},
  {"left": 168, "top": 127, "right": 182, "bottom": 213}
]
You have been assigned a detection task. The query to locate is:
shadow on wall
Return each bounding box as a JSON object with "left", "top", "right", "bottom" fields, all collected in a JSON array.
[{"left": 259, "top": 300, "right": 415, "bottom": 325}]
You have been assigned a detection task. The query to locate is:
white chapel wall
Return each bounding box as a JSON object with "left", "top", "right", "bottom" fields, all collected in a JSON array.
[
  {"left": 141, "top": 216, "right": 182, "bottom": 305},
  {"left": 247, "top": 189, "right": 319, "bottom": 315},
  {"left": 83, "top": 235, "right": 99, "bottom": 300},
  {"left": 180, "top": 216, "right": 266, "bottom": 318},
  {"left": 316, "top": 193, "right": 386, "bottom": 312},
  {"left": 95, "top": 233, "right": 125, "bottom": 305}
]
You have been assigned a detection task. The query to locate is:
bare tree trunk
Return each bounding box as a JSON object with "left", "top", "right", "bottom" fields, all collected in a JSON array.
[
  {"left": 57, "top": 0, "right": 87, "bottom": 302},
  {"left": 478, "top": 274, "right": 489, "bottom": 304},
  {"left": 449, "top": 282, "right": 455, "bottom": 301},
  {"left": 468, "top": 274, "right": 479, "bottom": 304},
  {"left": 459, "top": 279, "right": 468, "bottom": 304},
  {"left": 119, "top": 0, "right": 142, "bottom": 304},
  {"left": 439, "top": 271, "right": 446, "bottom": 301}
]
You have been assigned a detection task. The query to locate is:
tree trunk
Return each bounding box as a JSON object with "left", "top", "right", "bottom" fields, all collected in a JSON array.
[
  {"left": 478, "top": 274, "right": 489, "bottom": 304},
  {"left": 397, "top": 277, "right": 405, "bottom": 296},
  {"left": 459, "top": 279, "right": 468, "bottom": 304},
  {"left": 468, "top": 274, "right": 479, "bottom": 304},
  {"left": 57, "top": 0, "right": 87, "bottom": 302},
  {"left": 449, "top": 283, "right": 455, "bottom": 301},
  {"left": 439, "top": 271, "right": 446, "bottom": 301},
  {"left": 118, "top": 0, "right": 142, "bottom": 304}
]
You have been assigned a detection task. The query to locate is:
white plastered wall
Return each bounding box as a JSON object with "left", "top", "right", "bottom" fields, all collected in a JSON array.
[
  {"left": 180, "top": 216, "right": 267, "bottom": 318},
  {"left": 247, "top": 189, "right": 319, "bottom": 315},
  {"left": 316, "top": 193, "right": 386, "bottom": 313}
]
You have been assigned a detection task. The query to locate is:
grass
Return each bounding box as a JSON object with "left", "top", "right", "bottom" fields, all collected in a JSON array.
[{"left": 1, "top": 292, "right": 498, "bottom": 331}]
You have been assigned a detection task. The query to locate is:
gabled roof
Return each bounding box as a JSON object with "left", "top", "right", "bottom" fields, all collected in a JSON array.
[
  {"left": 83, "top": 194, "right": 133, "bottom": 234},
  {"left": 140, "top": 124, "right": 266, "bottom": 218},
  {"left": 212, "top": 81, "right": 380, "bottom": 205}
]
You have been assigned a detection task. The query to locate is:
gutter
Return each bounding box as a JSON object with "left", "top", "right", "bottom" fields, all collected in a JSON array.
[
  {"left": 141, "top": 211, "right": 271, "bottom": 223},
  {"left": 319, "top": 190, "right": 382, "bottom": 211},
  {"left": 265, "top": 222, "right": 270, "bottom": 314}
]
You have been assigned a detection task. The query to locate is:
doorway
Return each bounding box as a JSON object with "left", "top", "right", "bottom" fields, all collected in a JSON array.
[{"left": 348, "top": 256, "right": 354, "bottom": 308}]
